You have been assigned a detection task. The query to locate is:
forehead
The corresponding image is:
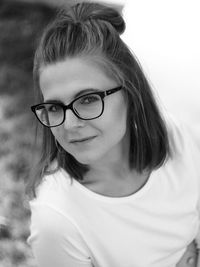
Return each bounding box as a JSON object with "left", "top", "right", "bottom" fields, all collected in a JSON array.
[{"left": 39, "top": 57, "right": 118, "bottom": 101}]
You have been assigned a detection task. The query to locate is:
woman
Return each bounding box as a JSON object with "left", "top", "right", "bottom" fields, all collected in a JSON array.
[{"left": 26, "top": 2, "right": 200, "bottom": 266}]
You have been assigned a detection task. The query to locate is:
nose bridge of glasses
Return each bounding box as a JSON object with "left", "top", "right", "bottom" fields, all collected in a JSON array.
[
  {"left": 63, "top": 101, "right": 74, "bottom": 114},
  {"left": 63, "top": 101, "right": 81, "bottom": 125}
]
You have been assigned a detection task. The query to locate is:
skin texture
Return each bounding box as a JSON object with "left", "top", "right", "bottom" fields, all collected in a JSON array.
[
  {"left": 39, "top": 57, "right": 129, "bottom": 171},
  {"left": 39, "top": 56, "right": 152, "bottom": 197}
]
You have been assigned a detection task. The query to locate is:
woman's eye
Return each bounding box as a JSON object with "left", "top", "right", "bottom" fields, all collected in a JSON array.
[
  {"left": 47, "top": 104, "right": 61, "bottom": 112},
  {"left": 80, "top": 95, "right": 100, "bottom": 104}
]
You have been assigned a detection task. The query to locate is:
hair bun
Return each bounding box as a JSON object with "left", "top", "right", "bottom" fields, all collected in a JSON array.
[{"left": 73, "top": 2, "right": 126, "bottom": 35}]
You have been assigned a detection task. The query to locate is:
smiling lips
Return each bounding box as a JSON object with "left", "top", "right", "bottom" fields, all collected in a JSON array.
[{"left": 69, "top": 136, "right": 96, "bottom": 143}]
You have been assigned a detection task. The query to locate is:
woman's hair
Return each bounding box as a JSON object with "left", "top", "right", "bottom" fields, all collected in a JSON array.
[{"left": 26, "top": 1, "right": 170, "bottom": 198}]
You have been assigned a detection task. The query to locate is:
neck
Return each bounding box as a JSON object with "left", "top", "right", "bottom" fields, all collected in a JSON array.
[
  {"left": 81, "top": 157, "right": 150, "bottom": 198},
  {"left": 85, "top": 133, "right": 130, "bottom": 184},
  {"left": 88, "top": 159, "right": 130, "bottom": 182},
  {"left": 81, "top": 127, "right": 132, "bottom": 186}
]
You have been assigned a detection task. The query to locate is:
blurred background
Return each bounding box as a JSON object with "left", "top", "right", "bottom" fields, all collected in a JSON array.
[
  {"left": 0, "top": 0, "right": 199, "bottom": 266},
  {"left": 0, "top": 1, "right": 56, "bottom": 266},
  {"left": 122, "top": 0, "right": 200, "bottom": 125}
]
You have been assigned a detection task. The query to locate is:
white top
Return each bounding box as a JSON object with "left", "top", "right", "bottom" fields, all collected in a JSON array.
[{"left": 27, "top": 116, "right": 200, "bottom": 267}]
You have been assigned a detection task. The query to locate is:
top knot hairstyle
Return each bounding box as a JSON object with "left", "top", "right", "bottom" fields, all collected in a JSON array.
[
  {"left": 57, "top": 2, "right": 125, "bottom": 34},
  {"left": 27, "top": 2, "right": 170, "bottom": 197},
  {"left": 34, "top": 2, "right": 125, "bottom": 66}
]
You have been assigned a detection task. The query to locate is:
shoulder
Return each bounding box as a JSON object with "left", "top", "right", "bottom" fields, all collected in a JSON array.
[
  {"left": 33, "top": 166, "right": 72, "bottom": 204},
  {"left": 165, "top": 113, "right": 200, "bottom": 159},
  {"left": 28, "top": 200, "right": 78, "bottom": 241},
  {"left": 27, "top": 166, "right": 79, "bottom": 225},
  {"left": 162, "top": 114, "right": 200, "bottom": 189},
  {"left": 27, "top": 201, "right": 92, "bottom": 266},
  {"left": 27, "top": 169, "right": 92, "bottom": 264},
  {"left": 28, "top": 200, "right": 82, "bottom": 243},
  {"left": 28, "top": 166, "right": 90, "bottom": 227}
]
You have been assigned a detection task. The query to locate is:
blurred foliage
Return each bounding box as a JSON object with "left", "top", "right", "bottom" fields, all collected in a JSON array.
[
  {"left": 0, "top": 0, "right": 56, "bottom": 266},
  {"left": 0, "top": 0, "right": 56, "bottom": 72}
]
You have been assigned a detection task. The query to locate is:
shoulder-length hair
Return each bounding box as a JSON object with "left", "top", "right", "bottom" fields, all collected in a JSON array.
[{"left": 26, "top": 2, "right": 170, "bottom": 198}]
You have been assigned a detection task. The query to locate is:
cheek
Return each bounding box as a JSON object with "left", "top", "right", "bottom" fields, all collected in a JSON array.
[
  {"left": 50, "top": 128, "right": 63, "bottom": 143},
  {"left": 99, "top": 99, "right": 128, "bottom": 137},
  {"left": 113, "top": 109, "right": 128, "bottom": 137},
  {"left": 111, "top": 96, "right": 128, "bottom": 124}
]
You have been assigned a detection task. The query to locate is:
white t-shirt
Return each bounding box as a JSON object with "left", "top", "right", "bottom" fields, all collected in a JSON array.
[{"left": 27, "top": 117, "right": 200, "bottom": 267}]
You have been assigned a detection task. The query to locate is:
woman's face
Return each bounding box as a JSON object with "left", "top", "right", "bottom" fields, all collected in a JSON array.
[{"left": 39, "top": 57, "right": 129, "bottom": 166}]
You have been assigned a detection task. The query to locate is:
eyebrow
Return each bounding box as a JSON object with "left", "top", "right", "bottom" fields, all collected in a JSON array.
[{"left": 44, "top": 88, "right": 99, "bottom": 103}]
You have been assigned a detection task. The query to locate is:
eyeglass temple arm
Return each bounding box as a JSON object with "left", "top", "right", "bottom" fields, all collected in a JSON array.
[{"left": 105, "top": 86, "right": 123, "bottom": 96}]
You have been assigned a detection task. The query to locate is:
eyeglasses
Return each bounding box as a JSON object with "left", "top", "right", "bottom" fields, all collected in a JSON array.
[{"left": 31, "top": 86, "right": 123, "bottom": 127}]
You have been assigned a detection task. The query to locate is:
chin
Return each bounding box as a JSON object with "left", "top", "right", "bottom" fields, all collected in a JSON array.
[{"left": 72, "top": 151, "right": 102, "bottom": 165}]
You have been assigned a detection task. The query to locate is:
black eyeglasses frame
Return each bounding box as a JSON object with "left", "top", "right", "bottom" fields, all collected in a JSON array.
[{"left": 31, "top": 85, "right": 123, "bottom": 128}]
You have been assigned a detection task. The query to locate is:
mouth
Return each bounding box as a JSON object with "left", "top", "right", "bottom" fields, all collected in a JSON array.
[{"left": 69, "top": 136, "right": 97, "bottom": 144}]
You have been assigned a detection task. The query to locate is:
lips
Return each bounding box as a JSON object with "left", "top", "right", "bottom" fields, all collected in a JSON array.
[{"left": 69, "top": 136, "right": 96, "bottom": 143}]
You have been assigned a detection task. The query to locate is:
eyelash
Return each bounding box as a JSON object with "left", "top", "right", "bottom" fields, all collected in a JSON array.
[{"left": 79, "top": 95, "right": 99, "bottom": 104}]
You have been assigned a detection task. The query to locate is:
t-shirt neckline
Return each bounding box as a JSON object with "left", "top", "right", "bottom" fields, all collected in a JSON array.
[{"left": 60, "top": 167, "right": 158, "bottom": 203}]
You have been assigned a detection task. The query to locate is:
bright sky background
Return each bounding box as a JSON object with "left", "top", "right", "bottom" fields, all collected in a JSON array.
[{"left": 120, "top": 0, "right": 200, "bottom": 125}]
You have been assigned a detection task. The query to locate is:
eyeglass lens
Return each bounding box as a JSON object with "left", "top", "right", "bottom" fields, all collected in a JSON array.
[{"left": 35, "top": 93, "right": 103, "bottom": 126}]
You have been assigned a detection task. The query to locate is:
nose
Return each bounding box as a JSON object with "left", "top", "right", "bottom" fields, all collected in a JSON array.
[{"left": 63, "top": 109, "right": 84, "bottom": 130}]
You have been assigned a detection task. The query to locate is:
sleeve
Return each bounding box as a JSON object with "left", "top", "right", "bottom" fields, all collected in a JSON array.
[
  {"left": 184, "top": 124, "right": 200, "bottom": 249},
  {"left": 193, "top": 126, "right": 200, "bottom": 249},
  {"left": 27, "top": 202, "right": 93, "bottom": 267},
  {"left": 166, "top": 117, "right": 200, "bottom": 249}
]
